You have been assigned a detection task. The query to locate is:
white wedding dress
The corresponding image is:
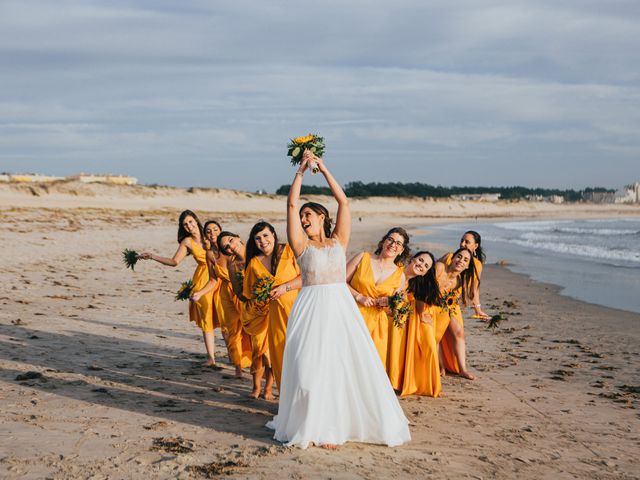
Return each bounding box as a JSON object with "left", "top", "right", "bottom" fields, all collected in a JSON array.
[{"left": 266, "top": 241, "right": 411, "bottom": 448}]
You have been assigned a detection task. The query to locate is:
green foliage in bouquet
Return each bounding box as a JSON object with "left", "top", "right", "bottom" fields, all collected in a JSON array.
[
  {"left": 122, "top": 249, "right": 139, "bottom": 271},
  {"left": 439, "top": 290, "right": 459, "bottom": 312},
  {"left": 175, "top": 279, "right": 193, "bottom": 301},
  {"left": 287, "top": 134, "right": 325, "bottom": 173},
  {"left": 253, "top": 275, "right": 275, "bottom": 303},
  {"left": 388, "top": 291, "right": 413, "bottom": 328},
  {"left": 487, "top": 313, "right": 507, "bottom": 331}
]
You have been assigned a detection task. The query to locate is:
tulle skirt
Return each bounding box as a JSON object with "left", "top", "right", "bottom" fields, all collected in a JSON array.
[{"left": 266, "top": 283, "right": 411, "bottom": 449}]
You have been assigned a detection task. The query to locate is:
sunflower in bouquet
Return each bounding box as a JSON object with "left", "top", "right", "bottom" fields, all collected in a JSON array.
[
  {"left": 287, "top": 134, "right": 325, "bottom": 174},
  {"left": 388, "top": 291, "right": 413, "bottom": 328},
  {"left": 439, "top": 289, "right": 459, "bottom": 312},
  {"left": 175, "top": 279, "right": 194, "bottom": 301},
  {"left": 253, "top": 275, "right": 275, "bottom": 303}
]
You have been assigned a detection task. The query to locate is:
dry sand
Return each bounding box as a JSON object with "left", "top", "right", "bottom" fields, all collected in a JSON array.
[{"left": 1, "top": 182, "right": 639, "bottom": 479}]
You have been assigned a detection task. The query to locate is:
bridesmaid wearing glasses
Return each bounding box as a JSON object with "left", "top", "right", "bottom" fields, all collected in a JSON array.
[{"left": 346, "top": 228, "right": 410, "bottom": 384}]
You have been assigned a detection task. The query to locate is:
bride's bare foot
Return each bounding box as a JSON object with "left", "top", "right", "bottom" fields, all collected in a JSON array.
[
  {"left": 320, "top": 444, "right": 337, "bottom": 450},
  {"left": 460, "top": 370, "right": 476, "bottom": 380}
]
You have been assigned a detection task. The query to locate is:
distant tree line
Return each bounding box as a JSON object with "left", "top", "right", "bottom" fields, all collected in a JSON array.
[{"left": 274, "top": 182, "right": 614, "bottom": 201}]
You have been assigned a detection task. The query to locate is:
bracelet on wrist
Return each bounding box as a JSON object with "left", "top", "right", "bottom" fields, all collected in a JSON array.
[
  {"left": 285, "top": 284, "right": 291, "bottom": 292},
  {"left": 473, "top": 303, "right": 481, "bottom": 307}
]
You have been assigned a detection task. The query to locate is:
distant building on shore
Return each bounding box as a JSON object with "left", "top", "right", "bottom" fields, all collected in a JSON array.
[
  {"left": 524, "top": 194, "right": 565, "bottom": 203},
  {"left": 582, "top": 191, "right": 616, "bottom": 203},
  {"left": 0, "top": 172, "right": 138, "bottom": 186},
  {"left": 0, "top": 173, "right": 65, "bottom": 183},
  {"left": 69, "top": 174, "right": 138, "bottom": 185},
  {"left": 450, "top": 193, "right": 501, "bottom": 202},
  {"left": 615, "top": 182, "right": 640, "bottom": 204}
]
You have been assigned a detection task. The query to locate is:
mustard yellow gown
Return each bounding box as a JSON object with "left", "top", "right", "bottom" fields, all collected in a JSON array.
[
  {"left": 241, "top": 257, "right": 271, "bottom": 372},
  {"left": 189, "top": 242, "right": 215, "bottom": 333},
  {"left": 349, "top": 252, "right": 404, "bottom": 382},
  {"left": 440, "top": 253, "right": 483, "bottom": 373},
  {"left": 267, "top": 245, "right": 300, "bottom": 389},
  {"left": 213, "top": 260, "right": 252, "bottom": 369},
  {"left": 400, "top": 296, "right": 441, "bottom": 397}
]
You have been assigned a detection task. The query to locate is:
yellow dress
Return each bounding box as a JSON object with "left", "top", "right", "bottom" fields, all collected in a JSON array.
[
  {"left": 189, "top": 242, "right": 214, "bottom": 333},
  {"left": 213, "top": 261, "right": 252, "bottom": 369},
  {"left": 440, "top": 253, "right": 483, "bottom": 373},
  {"left": 349, "top": 252, "right": 404, "bottom": 377},
  {"left": 400, "top": 296, "right": 441, "bottom": 397},
  {"left": 241, "top": 257, "right": 271, "bottom": 372},
  {"left": 267, "top": 245, "right": 300, "bottom": 389}
]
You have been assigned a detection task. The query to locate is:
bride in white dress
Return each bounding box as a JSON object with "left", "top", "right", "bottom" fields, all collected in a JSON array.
[{"left": 266, "top": 151, "right": 411, "bottom": 449}]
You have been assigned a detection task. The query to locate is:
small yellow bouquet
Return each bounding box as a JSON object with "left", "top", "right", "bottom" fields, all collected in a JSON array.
[
  {"left": 175, "top": 279, "right": 194, "bottom": 301},
  {"left": 439, "top": 290, "right": 459, "bottom": 312},
  {"left": 287, "top": 134, "right": 325, "bottom": 174},
  {"left": 388, "top": 291, "right": 413, "bottom": 328},
  {"left": 253, "top": 275, "right": 275, "bottom": 302}
]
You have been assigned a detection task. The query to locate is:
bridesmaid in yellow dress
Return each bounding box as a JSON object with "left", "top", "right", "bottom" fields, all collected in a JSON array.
[
  {"left": 438, "top": 231, "right": 488, "bottom": 375},
  {"left": 399, "top": 251, "right": 443, "bottom": 397},
  {"left": 139, "top": 210, "right": 218, "bottom": 367},
  {"left": 205, "top": 224, "right": 252, "bottom": 378},
  {"left": 243, "top": 221, "right": 301, "bottom": 393},
  {"left": 433, "top": 247, "right": 478, "bottom": 380},
  {"left": 219, "top": 228, "right": 273, "bottom": 399},
  {"left": 346, "top": 227, "right": 410, "bottom": 387}
]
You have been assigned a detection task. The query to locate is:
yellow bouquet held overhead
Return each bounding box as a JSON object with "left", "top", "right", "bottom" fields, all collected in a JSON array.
[{"left": 287, "top": 134, "right": 325, "bottom": 174}]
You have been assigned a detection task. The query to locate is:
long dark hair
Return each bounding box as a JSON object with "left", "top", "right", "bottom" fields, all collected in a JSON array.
[
  {"left": 451, "top": 247, "right": 478, "bottom": 305},
  {"left": 245, "top": 221, "right": 283, "bottom": 275},
  {"left": 408, "top": 251, "right": 441, "bottom": 306},
  {"left": 374, "top": 227, "right": 411, "bottom": 265},
  {"left": 177, "top": 210, "right": 204, "bottom": 256},
  {"left": 464, "top": 230, "right": 486, "bottom": 263},
  {"left": 217, "top": 231, "right": 240, "bottom": 256},
  {"left": 300, "top": 202, "right": 333, "bottom": 238}
]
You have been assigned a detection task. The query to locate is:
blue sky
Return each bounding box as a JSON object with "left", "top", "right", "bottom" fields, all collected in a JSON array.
[{"left": 1, "top": 1, "right": 639, "bottom": 191}]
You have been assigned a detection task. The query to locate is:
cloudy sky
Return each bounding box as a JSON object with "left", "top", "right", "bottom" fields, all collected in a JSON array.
[{"left": 1, "top": 1, "right": 638, "bottom": 191}]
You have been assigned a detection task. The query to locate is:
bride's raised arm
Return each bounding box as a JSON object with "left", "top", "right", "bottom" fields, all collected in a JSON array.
[
  {"left": 315, "top": 155, "right": 351, "bottom": 249},
  {"left": 287, "top": 156, "right": 310, "bottom": 257}
]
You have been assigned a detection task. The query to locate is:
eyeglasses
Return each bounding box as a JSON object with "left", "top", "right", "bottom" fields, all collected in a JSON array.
[{"left": 385, "top": 237, "right": 405, "bottom": 248}]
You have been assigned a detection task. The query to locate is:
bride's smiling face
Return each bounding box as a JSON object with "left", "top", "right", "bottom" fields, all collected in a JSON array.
[{"left": 300, "top": 207, "right": 324, "bottom": 237}]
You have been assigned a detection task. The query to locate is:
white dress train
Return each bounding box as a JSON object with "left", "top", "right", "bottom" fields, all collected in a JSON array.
[{"left": 266, "top": 241, "right": 410, "bottom": 448}]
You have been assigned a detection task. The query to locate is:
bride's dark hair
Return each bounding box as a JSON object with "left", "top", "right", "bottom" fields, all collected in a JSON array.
[{"left": 300, "top": 202, "right": 333, "bottom": 237}]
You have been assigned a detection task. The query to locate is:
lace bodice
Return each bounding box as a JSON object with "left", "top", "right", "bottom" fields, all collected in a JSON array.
[{"left": 297, "top": 241, "right": 346, "bottom": 286}]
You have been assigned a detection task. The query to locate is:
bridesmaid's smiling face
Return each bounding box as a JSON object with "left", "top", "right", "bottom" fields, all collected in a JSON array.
[
  {"left": 205, "top": 223, "right": 221, "bottom": 244},
  {"left": 459, "top": 233, "right": 478, "bottom": 253},
  {"left": 452, "top": 250, "right": 471, "bottom": 272},
  {"left": 381, "top": 233, "right": 406, "bottom": 259},
  {"left": 254, "top": 227, "right": 276, "bottom": 256},
  {"left": 182, "top": 215, "right": 199, "bottom": 237},
  {"left": 408, "top": 253, "right": 433, "bottom": 277}
]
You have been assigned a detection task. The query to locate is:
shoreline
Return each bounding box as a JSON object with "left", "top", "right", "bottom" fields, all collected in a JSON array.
[{"left": 1, "top": 199, "right": 639, "bottom": 478}]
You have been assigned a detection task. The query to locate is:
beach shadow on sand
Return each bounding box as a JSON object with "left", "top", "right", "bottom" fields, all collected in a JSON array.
[{"left": 0, "top": 322, "right": 280, "bottom": 445}]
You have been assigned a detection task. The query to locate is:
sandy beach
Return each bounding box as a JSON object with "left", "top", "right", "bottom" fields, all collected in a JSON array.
[{"left": 1, "top": 182, "right": 639, "bottom": 479}]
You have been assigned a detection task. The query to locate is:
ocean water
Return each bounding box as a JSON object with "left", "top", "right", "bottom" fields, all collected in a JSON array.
[{"left": 417, "top": 218, "right": 640, "bottom": 314}]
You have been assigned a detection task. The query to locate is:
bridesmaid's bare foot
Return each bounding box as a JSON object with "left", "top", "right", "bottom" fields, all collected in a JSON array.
[
  {"left": 203, "top": 358, "right": 216, "bottom": 367},
  {"left": 440, "top": 368, "right": 446, "bottom": 378},
  {"left": 248, "top": 389, "right": 260, "bottom": 399},
  {"left": 262, "top": 390, "right": 275, "bottom": 401},
  {"left": 460, "top": 370, "right": 476, "bottom": 380},
  {"left": 234, "top": 365, "right": 244, "bottom": 379}
]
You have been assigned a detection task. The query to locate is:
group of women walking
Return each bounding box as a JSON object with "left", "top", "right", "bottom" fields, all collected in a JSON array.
[{"left": 137, "top": 150, "right": 489, "bottom": 448}]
